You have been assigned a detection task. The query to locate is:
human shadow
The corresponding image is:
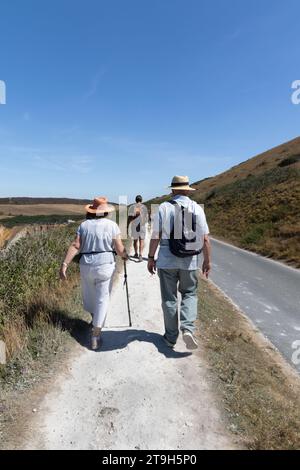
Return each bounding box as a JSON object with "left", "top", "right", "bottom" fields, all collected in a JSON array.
[
  {"left": 75, "top": 327, "right": 191, "bottom": 359},
  {"left": 128, "top": 256, "right": 140, "bottom": 263},
  {"left": 25, "top": 301, "right": 191, "bottom": 359},
  {"left": 128, "top": 256, "right": 149, "bottom": 263}
]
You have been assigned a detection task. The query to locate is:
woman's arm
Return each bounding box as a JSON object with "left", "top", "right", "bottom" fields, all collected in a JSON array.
[
  {"left": 59, "top": 235, "right": 81, "bottom": 280},
  {"left": 113, "top": 234, "right": 128, "bottom": 260}
]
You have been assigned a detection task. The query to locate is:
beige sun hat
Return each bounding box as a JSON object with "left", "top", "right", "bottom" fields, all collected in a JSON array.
[
  {"left": 168, "top": 175, "right": 195, "bottom": 191},
  {"left": 85, "top": 197, "right": 115, "bottom": 214}
]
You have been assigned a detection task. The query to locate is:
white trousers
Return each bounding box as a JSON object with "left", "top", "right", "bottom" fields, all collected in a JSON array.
[{"left": 80, "top": 263, "right": 115, "bottom": 328}]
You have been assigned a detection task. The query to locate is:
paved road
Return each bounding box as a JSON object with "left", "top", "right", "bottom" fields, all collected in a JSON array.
[{"left": 210, "top": 238, "right": 300, "bottom": 371}]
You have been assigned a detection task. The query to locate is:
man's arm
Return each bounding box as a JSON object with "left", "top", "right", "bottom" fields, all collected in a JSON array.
[
  {"left": 147, "top": 235, "right": 161, "bottom": 275},
  {"left": 202, "top": 234, "right": 211, "bottom": 278}
]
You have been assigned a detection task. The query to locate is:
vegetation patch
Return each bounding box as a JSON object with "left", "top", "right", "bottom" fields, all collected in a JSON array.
[
  {"left": 197, "top": 279, "right": 300, "bottom": 450},
  {"left": 0, "top": 214, "right": 83, "bottom": 228},
  {"left": 278, "top": 155, "right": 300, "bottom": 167},
  {"left": 201, "top": 167, "right": 300, "bottom": 266},
  {"left": 0, "top": 225, "right": 89, "bottom": 445}
]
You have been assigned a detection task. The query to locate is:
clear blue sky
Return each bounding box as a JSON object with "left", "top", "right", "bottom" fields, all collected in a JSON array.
[{"left": 0, "top": 0, "right": 299, "bottom": 203}]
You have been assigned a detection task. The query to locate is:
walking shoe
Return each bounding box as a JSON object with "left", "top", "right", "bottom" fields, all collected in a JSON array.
[
  {"left": 139, "top": 255, "right": 143, "bottom": 262},
  {"left": 133, "top": 253, "right": 139, "bottom": 259},
  {"left": 163, "top": 335, "right": 176, "bottom": 349},
  {"left": 182, "top": 330, "right": 198, "bottom": 350},
  {"left": 91, "top": 335, "right": 100, "bottom": 350}
]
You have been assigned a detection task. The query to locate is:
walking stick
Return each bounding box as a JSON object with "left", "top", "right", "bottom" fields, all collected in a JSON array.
[{"left": 123, "top": 260, "right": 132, "bottom": 327}]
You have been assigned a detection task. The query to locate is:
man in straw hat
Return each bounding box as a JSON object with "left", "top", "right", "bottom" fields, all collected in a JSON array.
[
  {"left": 60, "top": 197, "right": 128, "bottom": 350},
  {"left": 148, "top": 176, "right": 211, "bottom": 350}
]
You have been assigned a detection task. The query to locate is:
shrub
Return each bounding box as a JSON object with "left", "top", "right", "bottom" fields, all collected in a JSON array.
[
  {"left": 278, "top": 155, "right": 300, "bottom": 167},
  {"left": 0, "top": 225, "right": 79, "bottom": 359}
]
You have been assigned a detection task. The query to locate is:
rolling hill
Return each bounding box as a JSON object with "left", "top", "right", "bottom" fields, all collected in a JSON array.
[
  {"left": 149, "top": 136, "right": 300, "bottom": 267},
  {"left": 0, "top": 197, "right": 91, "bottom": 205}
]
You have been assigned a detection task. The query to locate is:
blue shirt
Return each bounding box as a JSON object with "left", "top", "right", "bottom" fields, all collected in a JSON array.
[{"left": 152, "top": 195, "right": 209, "bottom": 270}]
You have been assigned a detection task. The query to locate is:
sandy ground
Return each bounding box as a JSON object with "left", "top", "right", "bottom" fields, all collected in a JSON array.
[{"left": 21, "top": 237, "right": 238, "bottom": 450}]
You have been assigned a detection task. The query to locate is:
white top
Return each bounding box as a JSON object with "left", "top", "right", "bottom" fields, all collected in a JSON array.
[
  {"left": 128, "top": 203, "right": 149, "bottom": 235},
  {"left": 152, "top": 195, "right": 209, "bottom": 270},
  {"left": 76, "top": 218, "right": 121, "bottom": 266}
]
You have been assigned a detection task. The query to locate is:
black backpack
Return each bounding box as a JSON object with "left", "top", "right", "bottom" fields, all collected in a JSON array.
[{"left": 168, "top": 200, "right": 202, "bottom": 258}]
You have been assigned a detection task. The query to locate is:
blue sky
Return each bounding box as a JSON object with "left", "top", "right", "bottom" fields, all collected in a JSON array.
[{"left": 0, "top": 0, "right": 300, "bottom": 203}]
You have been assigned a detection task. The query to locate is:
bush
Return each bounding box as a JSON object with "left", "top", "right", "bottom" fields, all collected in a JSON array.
[
  {"left": 241, "top": 224, "right": 270, "bottom": 246},
  {"left": 0, "top": 225, "right": 79, "bottom": 360},
  {"left": 278, "top": 155, "right": 300, "bottom": 168}
]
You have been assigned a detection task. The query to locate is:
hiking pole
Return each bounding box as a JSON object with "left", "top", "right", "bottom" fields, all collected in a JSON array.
[{"left": 123, "top": 260, "right": 132, "bottom": 327}]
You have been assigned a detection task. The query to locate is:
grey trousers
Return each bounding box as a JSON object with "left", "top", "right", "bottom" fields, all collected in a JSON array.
[{"left": 158, "top": 268, "right": 199, "bottom": 344}]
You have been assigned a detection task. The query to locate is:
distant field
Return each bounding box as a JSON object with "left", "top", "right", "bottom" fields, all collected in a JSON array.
[{"left": 0, "top": 203, "right": 86, "bottom": 217}]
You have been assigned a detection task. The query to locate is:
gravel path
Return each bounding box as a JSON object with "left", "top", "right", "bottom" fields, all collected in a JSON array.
[{"left": 22, "top": 238, "right": 237, "bottom": 450}]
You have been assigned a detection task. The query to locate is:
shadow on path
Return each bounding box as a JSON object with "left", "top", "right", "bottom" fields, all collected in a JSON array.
[{"left": 72, "top": 325, "right": 191, "bottom": 359}]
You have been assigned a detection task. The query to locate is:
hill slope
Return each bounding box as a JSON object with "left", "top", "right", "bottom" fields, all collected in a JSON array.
[
  {"left": 149, "top": 137, "right": 300, "bottom": 267},
  {"left": 0, "top": 197, "right": 91, "bottom": 205}
]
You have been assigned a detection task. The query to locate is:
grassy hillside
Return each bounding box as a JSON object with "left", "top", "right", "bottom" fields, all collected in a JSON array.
[{"left": 149, "top": 137, "right": 300, "bottom": 266}]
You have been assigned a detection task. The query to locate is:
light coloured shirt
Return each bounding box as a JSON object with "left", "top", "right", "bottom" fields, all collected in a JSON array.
[
  {"left": 152, "top": 195, "right": 209, "bottom": 270},
  {"left": 76, "top": 218, "right": 121, "bottom": 266},
  {"left": 128, "top": 203, "right": 149, "bottom": 235}
]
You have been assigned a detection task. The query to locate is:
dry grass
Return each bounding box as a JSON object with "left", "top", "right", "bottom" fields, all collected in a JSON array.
[
  {"left": 0, "top": 281, "right": 88, "bottom": 449},
  {"left": 202, "top": 166, "right": 300, "bottom": 266},
  {"left": 0, "top": 226, "right": 12, "bottom": 249},
  {"left": 192, "top": 136, "right": 300, "bottom": 197},
  {"left": 0, "top": 203, "right": 85, "bottom": 217},
  {"left": 197, "top": 279, "right": 300, "bottom": 450}
]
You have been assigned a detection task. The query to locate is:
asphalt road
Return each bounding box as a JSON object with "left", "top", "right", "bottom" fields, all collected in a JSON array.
[{"left": 210, "top": 238, "right": 300, "bottom": 371}]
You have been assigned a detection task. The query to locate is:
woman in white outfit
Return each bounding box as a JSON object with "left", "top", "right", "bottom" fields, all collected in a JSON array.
[{"left": 60, "top": 197, "right": 128, "bottom": 350}]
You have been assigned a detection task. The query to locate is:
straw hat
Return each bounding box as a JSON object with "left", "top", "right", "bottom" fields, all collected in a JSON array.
[
  {"left": 168, "top": 175, "right": 195, "bottom": 191},
  {"left": 85, "top": 197, "right": 115, "bottom": 214}
]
